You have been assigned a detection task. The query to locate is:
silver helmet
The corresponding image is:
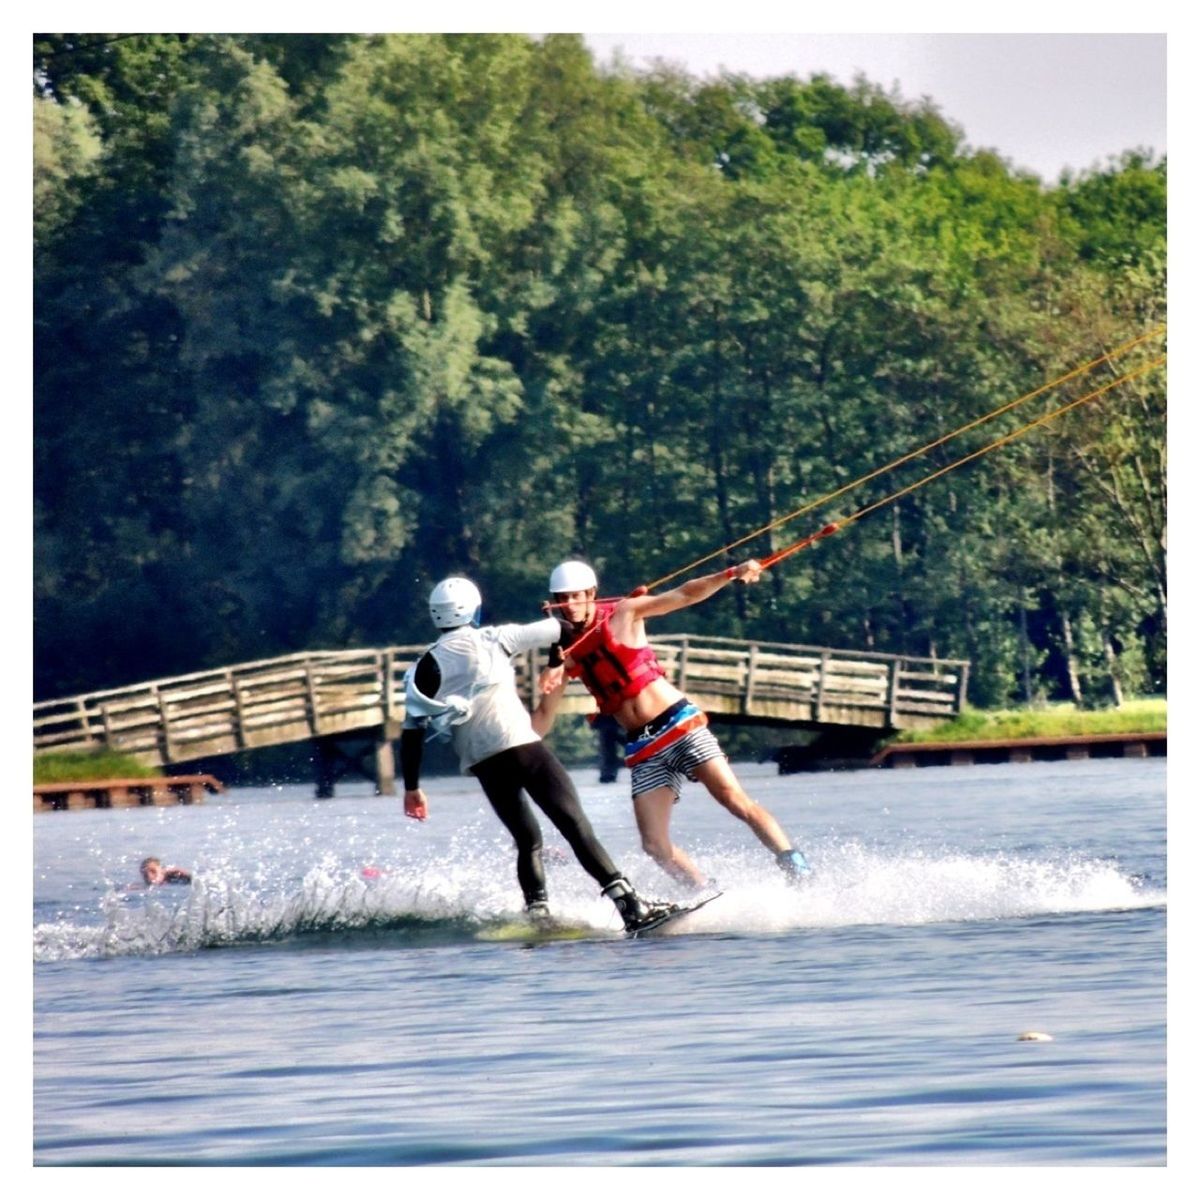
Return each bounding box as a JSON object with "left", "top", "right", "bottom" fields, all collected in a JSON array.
[
  {"left": 549, "top": 560, "right": 598, "bottom": 594},
  {"left": 428, "top": 577, "right": 482, "bottom": 630}
]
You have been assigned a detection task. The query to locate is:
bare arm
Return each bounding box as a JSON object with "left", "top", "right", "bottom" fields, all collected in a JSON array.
[
  {"left": 531, "top": 673, "right": 567, "bottom": 737},
  {"left": 619, "top": 559, "right": 763, "bottom": 621}
]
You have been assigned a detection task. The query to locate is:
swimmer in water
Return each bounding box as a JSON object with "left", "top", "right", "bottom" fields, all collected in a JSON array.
[{"left": 140, "top": 857, "right": 192, "bottom": 886}]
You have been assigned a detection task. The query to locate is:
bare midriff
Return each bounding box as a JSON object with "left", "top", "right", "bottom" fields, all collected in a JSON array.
[{"left": 607, "top": 676, "right": 686, "bottom": 732}]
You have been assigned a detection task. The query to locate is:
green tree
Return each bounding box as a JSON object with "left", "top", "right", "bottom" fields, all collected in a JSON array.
[{"left": 32, "top": 34, "right": 1168, "bottom": 714}]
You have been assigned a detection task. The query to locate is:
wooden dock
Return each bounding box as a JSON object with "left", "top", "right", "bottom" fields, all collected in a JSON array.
[
  {"left": 871, "top": 731, "right": 1166, "bottom": 769},
  {"left": 34, "top": 774, "right": 225, "bottom": 812}
]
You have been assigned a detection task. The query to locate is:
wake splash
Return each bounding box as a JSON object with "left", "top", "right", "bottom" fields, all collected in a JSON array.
[
  {"left": 33, "top": 843, "right": 1164, "bottom": 963},
  {"left": 689, "top": 841, "right": 1165, "bottom": 937}
]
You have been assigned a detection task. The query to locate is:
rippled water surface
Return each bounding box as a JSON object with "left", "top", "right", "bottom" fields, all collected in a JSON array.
[{"left": 33, "top": 758, "right": 1166, "bottom": 1166}]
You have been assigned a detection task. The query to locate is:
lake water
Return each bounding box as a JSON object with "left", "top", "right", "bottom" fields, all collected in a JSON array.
[{"left": 33, "top": 757, "right": 1167, "bottom": 1167}]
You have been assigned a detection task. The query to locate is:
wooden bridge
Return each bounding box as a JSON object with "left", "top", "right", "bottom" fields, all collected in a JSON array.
[{"left": 33, "top": 638, "right": 969, "bottom": 794}]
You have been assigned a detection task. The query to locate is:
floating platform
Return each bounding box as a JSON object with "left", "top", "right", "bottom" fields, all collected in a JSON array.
[
  {"left": 33, "top": 774, "right": 225, "bottom": 812},
  {"left": 870, "top": 731, "right": 1165, "bottom": 769}
]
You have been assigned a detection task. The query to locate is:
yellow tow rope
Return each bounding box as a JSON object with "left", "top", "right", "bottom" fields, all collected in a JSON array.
[{"left": 642, "top": 325, "right": 1166, "bottom": 589}]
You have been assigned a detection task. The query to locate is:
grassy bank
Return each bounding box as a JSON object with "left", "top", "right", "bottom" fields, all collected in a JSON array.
[
  {"left": 34, "top": 750, "right": 155, "bottom": 785},
  {"left": 894, "top": 697, "right": 1166, "bottom": 744}
]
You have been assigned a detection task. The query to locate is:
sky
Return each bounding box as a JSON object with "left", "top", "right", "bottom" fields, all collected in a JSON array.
[
  {"left": 15, "top": 12, "right": 1170, "bottom": 182},
  {"left": 580, "top": 32, "right": 1166, "bottom": 183}
]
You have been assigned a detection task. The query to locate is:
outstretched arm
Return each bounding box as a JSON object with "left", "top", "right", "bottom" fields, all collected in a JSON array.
[
  {"left": 496, "top": 615, "right": 565, "bottom": 655},
  {"left": 620, "top": 559, "right": 763, "bottom": 621}
]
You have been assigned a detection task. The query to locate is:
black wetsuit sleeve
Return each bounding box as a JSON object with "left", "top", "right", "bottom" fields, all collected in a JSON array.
[
  {"left": 400, "top": 728, "right": 424, "bottom": 791},
  {"left": 401, "top": 653, "right": 442, "bottom": 790}
]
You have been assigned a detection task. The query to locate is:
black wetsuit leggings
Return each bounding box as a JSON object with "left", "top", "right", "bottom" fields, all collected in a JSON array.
[{"left": 471, "top": 742, "right": 622, "bottom": 905}]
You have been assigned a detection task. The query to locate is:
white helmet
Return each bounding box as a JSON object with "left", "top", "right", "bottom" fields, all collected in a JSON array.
[
  {"left": 429, "top": 577, "right": 482, "bottom": 630},
  {"left": 549, "top": 560, "right": 598, "bottom": 594}
]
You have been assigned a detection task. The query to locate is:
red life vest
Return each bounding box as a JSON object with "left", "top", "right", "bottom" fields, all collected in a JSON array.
[{"left": 564, "top": 602, "right": 666, "bottom": 716}]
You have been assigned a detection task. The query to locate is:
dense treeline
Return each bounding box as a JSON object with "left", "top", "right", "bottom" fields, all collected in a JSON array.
[{"left": 34, "top": 33, "right": 1166, "bottom": 708}]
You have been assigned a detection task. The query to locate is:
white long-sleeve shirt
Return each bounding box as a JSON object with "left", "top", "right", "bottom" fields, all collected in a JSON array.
[{"left": 402, "top": 617, "right": 560, "bottom": 772}]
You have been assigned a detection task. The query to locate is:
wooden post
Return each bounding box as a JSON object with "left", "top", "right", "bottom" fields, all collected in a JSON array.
[
  {"left": 155, "top": 687, "right": 173, "bottom": 765},
  {"left": 230, "top": 670, "right": 247, "bottom": 749},
  {"left": 744, "top": 643, "right": 759, "bottom": 714},
  {"left": 887, "top": 659, "right": 900, "bottom": 726},
  {"left": 678, "top": 638, "right": 689, "bottom": 692},
  {"left": 78, "top": 698, "right": 97, "bottom": 747},
  {"left": 305, "top": 661, "right": 321, "bottom": 736},
  {"left": 957, "top": 662, "right": 971, "bottom": 713},
  {"left": 374, "top": 734, "right": 397, "bottom": 797},
  {"left": 382, "top": 651, "right": 395, "bottom": 722},
  {"left": 815, "top": 652, "right": 829, "bottom": 720}
]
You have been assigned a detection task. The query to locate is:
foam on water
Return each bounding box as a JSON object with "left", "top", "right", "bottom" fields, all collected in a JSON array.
[
  {"left": 673, "top": 840, "right": 1163, "bottom": 936},
  {"left": 32, "top": 836, "right": 1164, "bottom": 962}
]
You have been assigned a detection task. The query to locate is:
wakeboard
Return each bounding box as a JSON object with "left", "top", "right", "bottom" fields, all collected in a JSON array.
[
  {"left": 476, "top": 889, "right": 725, "bottom": 943},
  {"left": 475, "top": 917, "right": 615, "bottom": 943},
  {"left": 626, "top": 889, "right": 723, "bottom": 938}
]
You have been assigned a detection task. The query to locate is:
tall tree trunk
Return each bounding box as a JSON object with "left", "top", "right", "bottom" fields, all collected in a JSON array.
[
  {"left": 1103, "top": 632, "right": 1124, "bottom": 707},
  {"left": 1019, "top": 605, "right": 1033, "bottom": 704},
  {"left": 1060, "top": 609, "right": 1083, "bottom": 705}
]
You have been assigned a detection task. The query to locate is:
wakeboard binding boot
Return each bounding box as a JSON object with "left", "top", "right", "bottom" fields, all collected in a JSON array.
[{"left": 602, "top": 877, "right": 680, "bottom": 934}]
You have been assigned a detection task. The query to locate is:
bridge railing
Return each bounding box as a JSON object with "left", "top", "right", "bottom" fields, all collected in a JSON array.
[
  {"left": 522, "top": 635, "right": 968, "bottom": 727},
  {"left": 33, "top": 647, "right": 428, "bottom": 767},
  {"left": 659, "top": 635, "right": 967, "bottom": 721},
  {"left": 34, "top": 637, "right": 969, "bottom": 766}
]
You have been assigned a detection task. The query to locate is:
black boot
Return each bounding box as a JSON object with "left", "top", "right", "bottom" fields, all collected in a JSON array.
[
  {"left": 525, "top": 897, "right": 552, "bottom": 925},
  {"left": 602, "top": 877, "right": 680, "bottom": 933}
]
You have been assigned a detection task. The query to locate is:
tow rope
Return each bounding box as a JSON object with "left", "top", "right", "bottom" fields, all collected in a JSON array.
[
  {"left": 544, "top": 326, "right": 1165, "bottom": 608},
  {"left": 648, "top": 326, "right": 1166, "bottom": 590}
]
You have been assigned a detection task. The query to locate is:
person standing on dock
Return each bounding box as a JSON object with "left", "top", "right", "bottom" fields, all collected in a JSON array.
[
  {"left": 538, "top": 559, "right": 812, "bottom": 890},
  {"left": 400, "top": 576, "right": 678, "bottom": 934}
]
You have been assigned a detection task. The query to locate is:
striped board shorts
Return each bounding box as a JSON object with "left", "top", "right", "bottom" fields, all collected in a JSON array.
[{"left": 626, "top": 699, "right": 726, "bottom": 800}]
